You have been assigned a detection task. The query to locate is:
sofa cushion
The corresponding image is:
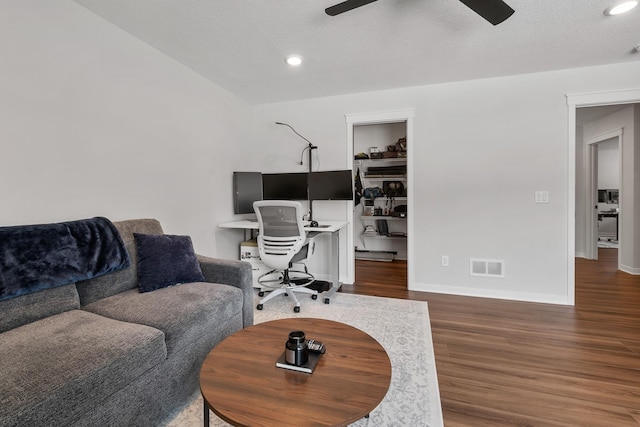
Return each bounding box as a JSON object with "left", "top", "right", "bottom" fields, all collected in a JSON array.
[
  {"left": 0, "top": 310, "right": 166, "bottom": 427},
  {"left": 0, "top": 283, "right": 80, "bottom": 333},
  {"left": 82, "top": 282, "right": 243, "bottom": 356},
  {"left": 76, "top": 219, "right": 164, "bottom": 305},
  {"left": 134, "top": 233, "right": 205, "bottom": 292}
]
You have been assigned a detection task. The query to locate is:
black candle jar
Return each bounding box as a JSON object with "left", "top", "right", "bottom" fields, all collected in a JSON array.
[{"left": 285, "top": 331, "right": 308, "bottom": 366}]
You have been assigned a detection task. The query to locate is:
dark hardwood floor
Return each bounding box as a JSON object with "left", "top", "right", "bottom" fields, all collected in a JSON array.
[{"left": 342, "top": 249, "right": 640, "bottom": 426}]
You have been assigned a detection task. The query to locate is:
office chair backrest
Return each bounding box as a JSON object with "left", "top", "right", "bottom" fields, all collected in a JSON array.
[{"left": 253, "top": 201, "right": 307, "bottom": 271}]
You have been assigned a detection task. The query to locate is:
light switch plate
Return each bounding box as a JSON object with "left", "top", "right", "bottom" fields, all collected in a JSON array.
[{"left": 535, "top": 191, "right": 549, "bottom": 203}]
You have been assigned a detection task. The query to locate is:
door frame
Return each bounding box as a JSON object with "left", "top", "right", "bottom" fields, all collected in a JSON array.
[
  {"left": 567, "top": 88, "right": 640, "bottom": 305},
  {"left": 344, "top": 109, "right": 415, "bottom": 285}
]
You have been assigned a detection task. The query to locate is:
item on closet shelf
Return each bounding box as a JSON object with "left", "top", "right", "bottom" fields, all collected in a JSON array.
[
  {"left": 369, "top": 147, "right": 383, "bottom": 159},
  {"left": 388, "top": 232, "right": 407, "bottom": 238},
  {"left": 363, "top": 187, "right": 384, "bottom": 199},
  {"left": 363, "top": 225, "right": 378, "bottom": 236},
  {"left": 365, "top": 165, "right": 406, "bottom": 177},
  {"left": 354, "top": 152, "right": 370, "bottom": 160},
  {"left": 383, "top": 181, "right": 405, "bottom": 197},
  {"left": 376, "top": 219, "right": 389, "bottom": 236},
  {"left": 395, "top": 137, "right": 407, "bottom": 152},
  {"left": 392, "top": 205, "right": 407, "bottom": 218},
  {"left": 382, "top": 151, "right": 398, "bottom": 158},
  {"left": 354, "top": 168, "right": 363, "bottom": 206}
]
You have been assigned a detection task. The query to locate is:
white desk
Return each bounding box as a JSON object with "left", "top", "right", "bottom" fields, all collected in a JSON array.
[{"left": 218, "top": 220, "right": 348, "bottom": 303}]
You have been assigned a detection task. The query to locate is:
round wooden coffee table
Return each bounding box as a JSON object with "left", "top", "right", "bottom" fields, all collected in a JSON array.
[{"left": 200, "top": 318, "right": 391, "bottom": 426}]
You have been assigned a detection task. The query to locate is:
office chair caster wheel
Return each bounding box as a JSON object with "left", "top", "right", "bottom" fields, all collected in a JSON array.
[
  {"left": 257, "top": 304, "right": 263, "bottom": 310},
  {"left": 324, "top": 298, "right": 330, "bottom": 304},
  {"left": 258, "top": 291, "right": 265, "bottom": 297},
  {"left": 311, "top": 294, "right": 318, "bottom": 300},
  {"left": 294, "top": 306, "right": 300, "bottom": 313}
]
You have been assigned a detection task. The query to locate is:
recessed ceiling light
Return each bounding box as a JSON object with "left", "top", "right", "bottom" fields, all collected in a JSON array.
[
  {"left": 604, "top": 1, "right": 638, "bottom": 15},
  {"left": 285, "top": 55, "right": 303, "bottom": 66}
]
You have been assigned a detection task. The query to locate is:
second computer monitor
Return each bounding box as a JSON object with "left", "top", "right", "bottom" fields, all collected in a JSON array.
[
  {"left": 262, "top": 172, "right": 309, "bottom": 200},
  {"left": 308, "top": 170, "right": 353, "bottom": 201}
]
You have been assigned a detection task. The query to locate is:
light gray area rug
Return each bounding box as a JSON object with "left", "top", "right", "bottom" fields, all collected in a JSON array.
[{"left": 164, "top": 292, "right": 443, "bottom": 426}]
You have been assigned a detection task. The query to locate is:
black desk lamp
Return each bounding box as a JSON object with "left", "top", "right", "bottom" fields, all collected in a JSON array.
[
  {"left": 275, "top": 122, "right": 317, "bottom": 173},
  {"left": 275, "top": 122, "right": 318, "bottom": 221}
]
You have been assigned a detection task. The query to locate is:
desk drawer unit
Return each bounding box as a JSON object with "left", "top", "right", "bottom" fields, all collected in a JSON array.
[{"left": 240, "top": 239, "right": 270, "bottom": 288}]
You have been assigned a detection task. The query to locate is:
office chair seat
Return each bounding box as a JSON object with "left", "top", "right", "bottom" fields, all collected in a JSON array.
[{"left": 253, "top": 200, "right": 319, "bottom": 313}]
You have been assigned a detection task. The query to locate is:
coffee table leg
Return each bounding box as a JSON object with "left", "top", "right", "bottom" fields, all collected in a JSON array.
[{"left": 203, "top": 398, "right": 209, "bottom": 426}]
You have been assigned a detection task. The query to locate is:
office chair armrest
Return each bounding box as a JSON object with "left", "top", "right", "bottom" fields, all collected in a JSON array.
[{"left": 197, "top": 254, "right": 254, "bottom": 328}]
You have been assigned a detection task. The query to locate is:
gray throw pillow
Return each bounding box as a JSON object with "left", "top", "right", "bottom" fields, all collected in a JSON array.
[{"left": 133, "top": 233, "right": 205, "bottom": 293}]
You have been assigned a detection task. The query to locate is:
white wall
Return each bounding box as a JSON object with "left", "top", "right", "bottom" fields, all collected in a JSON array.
[
  {"left": 0, "top": 0, "right": 252, "bottom": 258},
  {"left": 252, "top": 61, "right": 640, "bottom": 304}
]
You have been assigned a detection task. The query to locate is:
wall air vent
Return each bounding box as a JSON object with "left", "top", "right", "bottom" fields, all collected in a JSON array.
[{"left": 470, "top": 258, "right": 505, "bottom": 278}]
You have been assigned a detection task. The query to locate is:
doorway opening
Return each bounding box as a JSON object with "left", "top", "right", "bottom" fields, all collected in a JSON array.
[
  {"left": 344, "top": 109, "right": 415, "bottom": 288},
  {"left": 569, "top": 89, "right": 640, "bottom": 305},
  {"left": 583, "top": 128, "right": 622, "bottom": 267}
]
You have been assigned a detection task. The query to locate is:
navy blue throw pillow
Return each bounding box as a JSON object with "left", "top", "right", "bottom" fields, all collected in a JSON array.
[{"left": 133, "top": 233, "right": 205, "bottom": 293}]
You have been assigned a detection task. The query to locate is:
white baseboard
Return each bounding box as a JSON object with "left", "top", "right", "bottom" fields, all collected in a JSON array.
[
  {"left": 409, "top": 282, "right": 571, "bottom": 305},
  {"left": 620, "top": 264, "right": 640, "bottom": 275}
]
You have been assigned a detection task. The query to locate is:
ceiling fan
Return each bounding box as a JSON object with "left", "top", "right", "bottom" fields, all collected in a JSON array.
[{"left": 325, "top": 0, "right": 515, "bottom": 26}]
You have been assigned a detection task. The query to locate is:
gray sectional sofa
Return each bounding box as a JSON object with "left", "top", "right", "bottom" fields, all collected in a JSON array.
[{"left": 0, "top": 218, "right": 253, "bottom": 427}]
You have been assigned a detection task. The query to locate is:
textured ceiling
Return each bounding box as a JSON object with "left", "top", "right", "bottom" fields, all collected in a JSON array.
[{"left": 73, "top": 0, "right": 640, "bottom": 105}]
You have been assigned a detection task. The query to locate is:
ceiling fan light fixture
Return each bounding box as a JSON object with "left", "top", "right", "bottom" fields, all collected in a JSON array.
[
  {"left": 285, "top": 55, "right": 303, "bottom": 66},
  {"left": 604, "top": 1, "right": 638, "bottom": 16}
]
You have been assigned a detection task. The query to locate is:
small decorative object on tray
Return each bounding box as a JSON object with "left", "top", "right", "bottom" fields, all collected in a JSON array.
[{"left": 276, "top": 331, "right": 325, "bottom": 374}]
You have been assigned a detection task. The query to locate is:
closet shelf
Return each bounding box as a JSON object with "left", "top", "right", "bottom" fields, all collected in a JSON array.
[
  {"left": 363, "top": 196, "right": 407, "bottom": 201},
  {"left": 363, "top": 175, "right": 406, "bottom": 180},
  {"left": 361, "top": 234, "right": 408, "bottom": 240},
  {"left": 355, "top": 157, "right": 406, "bottom": 164},
  {"left": 360, "top": 216, "right": 406, "bottom": 221}
]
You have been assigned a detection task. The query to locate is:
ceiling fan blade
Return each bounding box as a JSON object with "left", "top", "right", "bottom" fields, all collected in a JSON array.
[
  {"left": 325, "top": 0, "right": 378, "bottom": 16},
  {"left": 458, "top": 0, "right": 514, "bottom": 25}
]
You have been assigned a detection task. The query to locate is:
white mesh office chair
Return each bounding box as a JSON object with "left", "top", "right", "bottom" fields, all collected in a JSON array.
[{"left": 253, "top": 200, "right": 318, "bottom": 313}]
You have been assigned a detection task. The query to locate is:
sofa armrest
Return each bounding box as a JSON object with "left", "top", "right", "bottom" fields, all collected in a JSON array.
[{"left": 197, "top": 255, "right": 253, "bottom": 328}]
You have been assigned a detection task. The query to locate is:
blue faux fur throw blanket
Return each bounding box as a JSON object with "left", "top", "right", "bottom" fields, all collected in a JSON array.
[{"left": 0, "top": 217, "right": 130, "bottom": 302}]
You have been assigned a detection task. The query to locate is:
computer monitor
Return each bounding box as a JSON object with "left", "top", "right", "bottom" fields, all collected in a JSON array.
[
  {"left": 262, "top": 172, "right": 309, "bottom": 200},
  {"left": 598, "top": 189, "right": 607, "bottom": 203},
  {"left": 308, "top": 170, "right": 354, "bottom": 201},
  {"left": 233, "top": 172, "right": 263, "bottom": 214}
]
